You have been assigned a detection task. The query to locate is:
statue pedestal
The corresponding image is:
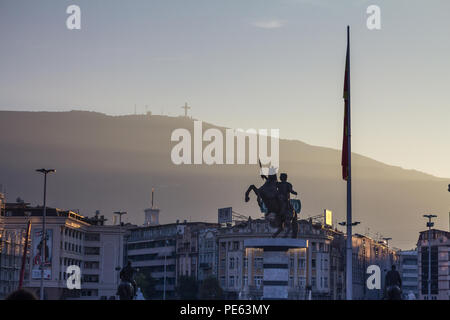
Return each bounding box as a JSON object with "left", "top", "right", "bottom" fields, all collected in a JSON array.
[{"left": 244, "top": 238, "right": 308, "bottom": 300}]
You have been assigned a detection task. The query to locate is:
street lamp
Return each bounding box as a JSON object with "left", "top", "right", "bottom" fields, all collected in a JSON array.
[
  {"left": 382, "top": 237, "right": 392, "bottom": 247},
  {"left": 338, "top": 220, "right": 360, "bottom": 300},
  {"left": 338, "top": 221, "right": 360, "bottom": 227},
  {"left": 423, "top": 214, "right": 437, "bottom": 300},
  {"left": 114, "top": 211, "right": 127, "bottom": 293},
  {"left": 35, "top": 168, "right": 55, "bottom": 300},
  {"left": 163, "top": 239, "right": 170, "bottom": 300}
]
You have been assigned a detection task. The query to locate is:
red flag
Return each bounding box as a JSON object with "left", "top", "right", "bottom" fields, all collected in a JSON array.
[{"left": 342, "top": 28, "right": 350, "bottom": 181}]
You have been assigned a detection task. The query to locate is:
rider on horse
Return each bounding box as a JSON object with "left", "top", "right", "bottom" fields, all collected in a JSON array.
[
  {"left": 245, "top": 168, "right": 299, "bottom": 238},
  {"left": 120, "top": 261, "right": 137, "bottom": 296},
  {"left": 385, "top": 264, "right": 402, "bottom": 300},
  {"left": 278, "top": 173, "right": 297, "bottom": 214}
]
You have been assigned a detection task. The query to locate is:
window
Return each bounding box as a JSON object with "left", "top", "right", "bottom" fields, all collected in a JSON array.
[
  {"left": 83, "top": 275, "right": 99, "bottom": 283},
  {"left": 298, "top": 276, "right": 306, "bottom": 288},
  {"left": 255, "top": 276, "right": 263, "bottom": 288},
  {"left": 255, "top": 257, "right": 263, "bottom": 269},
  {"left": 85, "top": 233, "right": 100, "bottom": 241},
  {"left": 229, "top": 257, "right": 235, "bottom": 269},
  {"left": 229, "top": 276, "right": 234, "bottom": 287},
  {"left": 84, "top": 247, "right": 100, "bottom": 255},
  {"left": 298, "top": 258, "right": 306, "bottom": 269}
]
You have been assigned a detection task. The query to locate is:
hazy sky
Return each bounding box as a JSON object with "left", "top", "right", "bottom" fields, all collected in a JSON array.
[{"left": 1, "top": 0, "right": 449, "bottom": 178}]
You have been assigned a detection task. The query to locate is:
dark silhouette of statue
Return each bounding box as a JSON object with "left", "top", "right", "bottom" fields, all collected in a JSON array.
[
  {"left": 5, "top": 289, "right": 38, "bottom": 300},
  {"left": 278, "top": 173, "right": 297, "bottom": 200},
  {"left": 117, "top": 261, "right": 137, "bottom": 300},
  {"left": 245, "top": 169, "right": 299, "bottom": 238},
  {"left": 385, "top": 265, "right": 402, "bottom": 300}
]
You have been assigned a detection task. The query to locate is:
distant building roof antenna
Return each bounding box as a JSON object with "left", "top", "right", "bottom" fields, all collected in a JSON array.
[
  {"left": 181, "top": 102, "right": 191, "bottom": 118},
  {"left": 151, "top": 187, "right": 155, "bottom": 209},
  {"left": 113, "top": 211, "right": 127, "bottom": 226}
]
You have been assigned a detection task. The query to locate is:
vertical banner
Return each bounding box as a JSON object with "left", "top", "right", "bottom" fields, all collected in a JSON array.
[{"left": 32, "top": 229, "right": 53, "bottom": 279}]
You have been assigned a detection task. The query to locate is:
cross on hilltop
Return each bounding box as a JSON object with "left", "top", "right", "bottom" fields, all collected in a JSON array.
[{"left": 181, "top": 102, "right": 191, "bottom": 118}]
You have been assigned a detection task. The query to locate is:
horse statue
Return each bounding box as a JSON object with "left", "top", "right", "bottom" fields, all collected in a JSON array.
[
  {"left": 117, "top": 280, "right": 135, "bottom": 300},
  {"left": 385, "top": 265, "right": 402, "bottom": 300},
  {"left": 386, "top": 285, "right": 402, "bottom": 300},
  {"left": 245, "top": 170, "right": 300, "bottom": 238},
  {"left": 117, "top": 261, "right": 137, "bottom": 300}
]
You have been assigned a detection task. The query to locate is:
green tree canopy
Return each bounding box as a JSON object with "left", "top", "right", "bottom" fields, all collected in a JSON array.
[
  {"left": 176, "top": 275, "right": 198, "bottom": 299},
  {"left": 198, "top": 276, "right": 224, "bottom": 300},
  {"left": 135, "top": 268, "right": 157, "bottom": 299}
]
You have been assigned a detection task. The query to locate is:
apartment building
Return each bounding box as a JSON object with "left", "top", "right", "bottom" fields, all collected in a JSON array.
[
  {"left": 351, "top": 234, "right": 398, "bottom": 300},
  {"left": 398, "top": 249, "right": 419, "bottom": 299},
  {"left": 417, "top": 229, "right": 450, "bottom": 300},
  {"left": 216, "top": 218, "right": 346, "bottom": 300},
  {"left": 0, "top": 201, "right": 127, "bottom": 300}
]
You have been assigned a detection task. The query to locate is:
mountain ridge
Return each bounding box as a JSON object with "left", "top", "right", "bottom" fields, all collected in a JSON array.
[{"left": 0, "top": 110, "right": 447, "bottom": 249}]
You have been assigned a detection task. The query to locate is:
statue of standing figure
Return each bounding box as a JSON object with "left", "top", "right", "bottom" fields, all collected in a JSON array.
[{"left": 245, "top": 169, "right": 300, "bottom": 238}]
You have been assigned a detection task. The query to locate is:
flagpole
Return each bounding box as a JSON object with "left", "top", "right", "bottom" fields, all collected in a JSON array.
[{"left": 345, "top": 25, "right": 353, "bottom": 301}]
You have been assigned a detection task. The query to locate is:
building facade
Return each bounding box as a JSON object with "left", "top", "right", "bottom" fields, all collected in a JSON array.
[
  {"left": 351, "top": 234, "right": 398, "bottom": 300},
  {"left": 126, "top": 221, "right": 218, "bottom": 299},
  {"left": 127, "top": 223, "right": 178, "bottom": 299},
  {"left": 1, "top": 201, "right": 127, "bottom": 300},
  {"left": 198, "top": 227, "right": 218, "bottom": 281},
  {"left": 176, "top": 222, "right": 219, "bottom": 280},
  {"left": 0, "top": 225, "right": 27, "bottom": 299},
  {"left": 398, "top": 249, "right": 418, "bottom": 299},
  {"left": 216, "top": 218, "right": 347, "bottom": 300},
  {"left": 417, "top": 229, "right": 450, "bottom": 300}
]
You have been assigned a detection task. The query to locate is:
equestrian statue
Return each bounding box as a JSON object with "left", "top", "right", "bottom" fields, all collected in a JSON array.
[{"left": 245, "top": 166, "right": 301, "bottom": 238}]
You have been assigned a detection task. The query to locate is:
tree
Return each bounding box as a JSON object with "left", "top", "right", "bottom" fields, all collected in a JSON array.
[
  {"left": 198, "top": 276, "right": 224, "bottom": 300},
  {"left": 175, "top": 275, "right": 198, "bottom": 299},
  {"left": 135, "top": 268, "right": 157, "bottom": 299}
]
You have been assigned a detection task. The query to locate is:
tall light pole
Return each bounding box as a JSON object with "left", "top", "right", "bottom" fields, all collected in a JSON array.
[
  {"left": 163, "top": 239, "right": 169, "bottom": 300},
  {"left": 382, "top": 237, "right": 392, "bottom": 247},
  {"left": 339, "top": 220, "right": 360, "bottom": 300},
  {"left": 35, "top": 168, "right": 55, "bottom": 300},
  {"left": 423, "top": 214, "right": 437, "bottom": 300},
  {"left": 114, "top": 211, "right": 127, "bottom": 290}
]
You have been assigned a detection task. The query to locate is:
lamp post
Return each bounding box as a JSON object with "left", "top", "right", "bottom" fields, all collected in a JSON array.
[
  {"left": 114, "top": 211, "right": 127, "bottom": 291},
  {"left": 423, "top": 214, "right": 437, "bottom": 300},
  {"left": 35, "top": 168, "right": 55, "bottom": 300},
  {"left": 338, "top": 221, "right": 360, "bottom": 227},
  {"left": 163, "top": 239, "right": 169, "bottom": 300},
  {"left": 338, "top": 220, "right": 360, "bottom": 300},
  {"left": 382, "top": 237, "right": 392, "bottom": 247}
]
